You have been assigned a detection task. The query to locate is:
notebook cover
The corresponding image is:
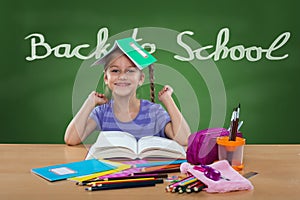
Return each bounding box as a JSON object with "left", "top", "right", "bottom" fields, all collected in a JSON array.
[{"left": 31, "top": 159, "right": 116, "bottom": 182}]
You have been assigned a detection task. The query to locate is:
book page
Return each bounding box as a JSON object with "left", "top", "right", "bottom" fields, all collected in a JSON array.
[
  {"left": 139, "top": 149, "right": 185, "bottom": 159},
  {"left": 137, "top": 136, "right": 186, "bottom": 156},
  {"left": 85, "top": 131, "right": 138, "bottom": 159}
]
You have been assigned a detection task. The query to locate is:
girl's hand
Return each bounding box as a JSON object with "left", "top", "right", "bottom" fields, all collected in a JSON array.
[
  {"left": 158, "top": 85, "right": 173, "bottom": 103},
  {"left": 88, "top": 91, "right": 108, "bottom": 106}
]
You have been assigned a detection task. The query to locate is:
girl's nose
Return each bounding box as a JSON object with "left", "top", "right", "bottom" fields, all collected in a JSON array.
[{"left": 118, "top": 72, "right": 128, "bottom": 80}]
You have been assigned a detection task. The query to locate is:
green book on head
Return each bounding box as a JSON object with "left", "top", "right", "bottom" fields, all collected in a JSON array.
[{"left": 93, "top": 37, "right": 157, "bottom": 70}]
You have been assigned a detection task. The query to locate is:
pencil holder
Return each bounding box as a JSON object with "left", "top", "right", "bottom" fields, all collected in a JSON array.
[{"left": 216, "top": 136, "right": 245, "bottom": 171}]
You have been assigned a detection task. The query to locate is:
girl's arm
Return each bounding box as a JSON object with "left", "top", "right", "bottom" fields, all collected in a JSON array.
[
  {"left": 64, "top": 91, "right": 108, "bottom": 146},
  {"left": 158, "top": 85, "right": 191, "bottom": 146}
]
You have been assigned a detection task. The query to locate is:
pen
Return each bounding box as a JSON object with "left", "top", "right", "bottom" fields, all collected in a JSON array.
[
  {"left": 228, "top": 109, "right": 235, "bottom": 131},
  {"left": 229, "top": 105, "right": 240, "bottom": 141},
  {"left": 236, "top": 103, "right": 240, "bottom": 119},
  {"left": 238, "top": 120, "right": 244, "bottom": 131}
]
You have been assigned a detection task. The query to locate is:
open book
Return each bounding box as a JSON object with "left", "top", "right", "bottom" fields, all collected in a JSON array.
[{"left": 85, "top": 131, "right": 186, "bottom": 160}]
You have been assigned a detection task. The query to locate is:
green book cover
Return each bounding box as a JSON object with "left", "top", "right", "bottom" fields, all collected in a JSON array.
[{"left": 94, "top": 37, "right": 157, "bottom": 69}]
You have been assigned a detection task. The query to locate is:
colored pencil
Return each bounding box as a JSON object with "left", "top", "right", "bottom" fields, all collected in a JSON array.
[
  {"left": 132, "top": 167, "right": 180, "bottom": 175},
  {"left": 193, "top": 183, "right": 206, "bottom": 192},
  {"left": 86, "top": 177, "right": 159, "bottom": 187},
  {"left": 78, "top": 173, "right": 168, "bottom": 185},
  {"left": 172, "top": 177, "right": 198, "bottom": 193},
  {"left": 179, "top": 177, "right": 198, "bottom": 186},
  {"left": 133, "top": 159, "right": 186, "bottom": 168},
  {"left": 141, "top": 164, "right": 181, "bottom": 172},
  {"left": 186, "top": 180, "right": 204, "bottom": 193},
  {"left": 85, "top": 180, "right": 157, "bottom": 191},
  {"left": 165, "top": 175, "right": 194, "bottom": 192},
  {"left": 103, "top": 173, "right": 168, "bottom": 180}
]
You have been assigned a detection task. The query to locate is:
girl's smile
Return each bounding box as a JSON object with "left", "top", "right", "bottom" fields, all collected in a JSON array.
[{"left": 114, "top": 82, "right": 131, "bottom": 87}]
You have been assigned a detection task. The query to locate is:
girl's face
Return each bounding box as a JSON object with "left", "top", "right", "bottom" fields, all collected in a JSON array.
[{"left": 104, "top": 55, "right": 144, "bottom": 98}]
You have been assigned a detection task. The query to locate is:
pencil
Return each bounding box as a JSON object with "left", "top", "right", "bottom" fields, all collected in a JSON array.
[
  {"left": 133, "top": 160, "right": 186, "bottom": 168},
  {"left": 90, "top": 177, "right": 163, "bottom": 187},
  {"left": 172, "top": 177, "right": 198, "bottom": 193},
  {"left": 104, "top": 173, "right": 168, "bottom": 180},
  {"left": 176, "top": 181, "right": 198, "bottom": 194},
  {"left": 182, "top": 180, "right": 205, "bottom": 192},
  {"left": 179, "top": 177, "right": 198, "bottom": 186},
  {"left": 165, "top": 175, "right": 194, "bottom": 192},
  {"left": 85, "top": 180, "right": 157, "bottom": 191},
  {"left": 193, "top": 182, "right": 206, "bottom": 192},
  {"left": 185, "top": 180, "right": 202, "bottom": 193},
  {"left": 87, "top": 177, "right": 157, "bottom": 187},
  {"left": 79, "top": 173, "right": 168, "bottom": 185},
  {"left": 132, "top": 167, "right": 180, "bottom": 175},
  {"left": 141, "top": 164, "right": 181, "bottom": 172}
]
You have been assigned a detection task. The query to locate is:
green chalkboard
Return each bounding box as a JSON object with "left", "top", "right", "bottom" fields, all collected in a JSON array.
[{"left": 1, "top": 0, "right": 299, "bottom": 144}]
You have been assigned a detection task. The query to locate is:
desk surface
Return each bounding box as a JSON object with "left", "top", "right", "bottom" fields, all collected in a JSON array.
[{"left": 1, "top": 144, "right": 299, "bottom": 200}]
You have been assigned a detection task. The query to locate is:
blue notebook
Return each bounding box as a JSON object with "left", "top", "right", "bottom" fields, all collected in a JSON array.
[{"left": 31, "top": 159, "right": 116, "bottom": 182}]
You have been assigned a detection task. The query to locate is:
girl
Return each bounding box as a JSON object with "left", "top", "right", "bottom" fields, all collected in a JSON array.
[{"left": 64, "top": 42, "right": 191, "bottom": 146}]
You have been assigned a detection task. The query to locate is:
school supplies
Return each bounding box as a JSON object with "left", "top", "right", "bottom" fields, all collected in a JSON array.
[
  {"left": 101, "top": 174, "right": 168, "bottom": 181},
  {"left": 242, "top": 171, "right": 258, "bottom": 179},
  {"left": 193, "top": 165, "right": 230, "bottom": 181},
  {"left": 132, "top": 167, "right": 181, "bottom": 175},
  {"left": 141, "top": 164, "right": 181, "bottom": 172},
  {"left": 180, "top": 160, "right": 254, "bottom": 193},
  {"left": 217, "top": 136, "right": 246, "bottom": 170},
  {"left": 165, "top": 175, "right": 206, "bottom": 194},
  {"left": 93, "top": 37, "right": 157, "bottom": 70},
  {"left": 186, "top": 181, "right": 206, "bottom": 193},
  {"left": 186, "top": 128, "right": 231, "bottom": 165},
  {"left": 133, "top": 159, "right": 187, "bottom": 168},
  {"left": 79, "top": 173, "right": 168, "bottom": 186},
  {"left": 31, "top": 159, "right": 116, "bottom": 182},
  {"left": 85, "top": 131, "right": 186, "bottom": 160},
  {"left": 86, "top": 177, "right": 160, "bottom": 187},
  {"left": 229, "top": 103, "right": 241, "bottom": 141},
  {"left": 68, "top": 160, "right": 131, "bottom": 183},
  {"left": 83, "top": 173, "right": 164, "bottom": 191},
  {"left": 222, "top": 103, "right": 246, "bottom": 167},
  {"left": 85, "top": 179, "right": 160, "bottom": 191},
  {"left": 96, "top": 165, "right": 142, "bottom": 180}
]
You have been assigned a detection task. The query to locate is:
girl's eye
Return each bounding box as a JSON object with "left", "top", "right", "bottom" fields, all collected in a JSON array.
[
  {"left": 127, "top": 69, "right": 136, "bottom": 73},
  {"left": 110, "top": 69, "right": 119, "bottom": 73}
]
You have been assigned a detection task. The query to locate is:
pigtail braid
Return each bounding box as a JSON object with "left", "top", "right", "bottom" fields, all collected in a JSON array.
[{"left": 149, "top": 64, "right": 155, "bottom": 103}]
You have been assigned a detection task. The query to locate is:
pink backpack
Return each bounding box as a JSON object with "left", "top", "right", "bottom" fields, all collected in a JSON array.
[{"left": 186, "top": 128, "right": 242, "bottom": 165}]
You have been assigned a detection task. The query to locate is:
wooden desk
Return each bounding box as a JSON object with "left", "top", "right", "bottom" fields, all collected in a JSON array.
[{"left": 1, "top": 144, "right": 299, "bottom": 200}]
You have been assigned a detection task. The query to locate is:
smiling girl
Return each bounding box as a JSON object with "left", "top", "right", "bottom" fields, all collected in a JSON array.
[{"left": 64, "top": 39, "right": 191, "bottom": 147}]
